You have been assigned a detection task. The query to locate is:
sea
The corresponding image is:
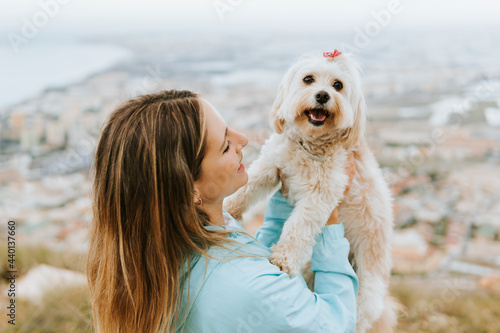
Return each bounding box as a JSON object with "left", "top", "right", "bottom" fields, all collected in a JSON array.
[{"left": 0, "top": 34, "right": 131, "bottom": 112}]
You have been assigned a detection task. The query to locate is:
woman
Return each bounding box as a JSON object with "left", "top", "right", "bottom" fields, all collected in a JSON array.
[{"left": 86, "top": 90, "right": 358, "bottom": 332}]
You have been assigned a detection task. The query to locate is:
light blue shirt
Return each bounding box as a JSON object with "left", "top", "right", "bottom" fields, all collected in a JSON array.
[{"left": 176, "top": 189, "right": 359, "bottom": 333}]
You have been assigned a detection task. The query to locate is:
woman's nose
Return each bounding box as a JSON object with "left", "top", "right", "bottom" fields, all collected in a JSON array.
[{"left": 236, "top": 132, "right": 248, "bottom": 151}]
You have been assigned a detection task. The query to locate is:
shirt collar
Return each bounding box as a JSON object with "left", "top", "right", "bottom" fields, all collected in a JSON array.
[{"left": 204, "top": 210, "right": 242, "bottom": 231}]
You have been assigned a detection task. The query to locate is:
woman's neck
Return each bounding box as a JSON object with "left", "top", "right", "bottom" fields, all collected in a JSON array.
[{"left": 201, "top": 201, "right": 225, "bottom": 227}]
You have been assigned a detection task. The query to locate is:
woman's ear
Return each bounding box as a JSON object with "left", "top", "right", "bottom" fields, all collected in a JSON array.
[{"left": 193, "top": 185, "right": 202, "bottom": 205}]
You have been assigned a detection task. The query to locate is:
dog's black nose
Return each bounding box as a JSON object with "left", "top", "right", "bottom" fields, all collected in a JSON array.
[{"left": 315, "top": 91, "right": 330, "bottom": 104}]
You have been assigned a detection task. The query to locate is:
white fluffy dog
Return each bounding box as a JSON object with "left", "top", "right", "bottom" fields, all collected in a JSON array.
[{"left": 224, "top": 51, "right": 400, "bottom": 333}]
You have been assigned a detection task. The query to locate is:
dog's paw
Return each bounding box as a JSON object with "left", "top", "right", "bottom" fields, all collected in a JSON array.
[
  {"left": 269, "top": 251, "right": 292, "bottom": 275},
  {"left": 269, "top": 245, "right": 300, "bottom": 276}
]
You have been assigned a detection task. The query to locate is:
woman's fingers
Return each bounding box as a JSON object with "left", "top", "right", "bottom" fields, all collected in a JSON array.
[
  {"left": 278, "top": 169, "right": 289, "bottom": 198},
  {"left": 346, "top": 152, "right": 356, "bottom": 190},
  {"left": 326, "top": 154, "right": 356, "bottom": 225},
  {"left": 339, "top": 152, "right": 356, "bottom": 206}
]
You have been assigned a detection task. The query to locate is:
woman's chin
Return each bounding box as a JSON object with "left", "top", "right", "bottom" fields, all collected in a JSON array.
[
  {"left": 234, "top": 172, "right": 249, "bottom": 192},
  {"left": 241, "top": 170, "right": 248, "bottom": 183}
]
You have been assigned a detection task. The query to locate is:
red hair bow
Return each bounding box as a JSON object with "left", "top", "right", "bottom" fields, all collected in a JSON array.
[{"left": 323, "top": 50, "right": 342, "bottom": 60}]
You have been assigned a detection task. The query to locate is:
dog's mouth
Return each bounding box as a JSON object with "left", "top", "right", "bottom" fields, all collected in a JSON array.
[{"left": 304, "top": 108, "right": 331, "bottom": 126}]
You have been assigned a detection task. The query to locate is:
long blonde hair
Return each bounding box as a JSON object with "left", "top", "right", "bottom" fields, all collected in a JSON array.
[{"left": 86, "top": 90, "right": 253, "bottom": 332}]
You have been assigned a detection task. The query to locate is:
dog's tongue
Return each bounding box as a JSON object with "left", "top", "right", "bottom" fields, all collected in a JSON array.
[{"left": 310, "top": 109, "right": 326, "bottom": 121}]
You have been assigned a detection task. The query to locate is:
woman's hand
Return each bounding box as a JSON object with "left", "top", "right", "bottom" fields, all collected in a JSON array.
[
  {"left": 278, "top": 151, "right": 356, "bottom": 225},
  {"left": 278, "top": 169, "right": 289, "bottom": 198},
  {"left": 326, "top": 152, "right": 356, "bottom": 225}
]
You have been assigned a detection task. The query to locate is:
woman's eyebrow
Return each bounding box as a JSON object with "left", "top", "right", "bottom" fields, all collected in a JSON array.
[{"left": 219, "top": 127, "right": 228, "bottom": 152}]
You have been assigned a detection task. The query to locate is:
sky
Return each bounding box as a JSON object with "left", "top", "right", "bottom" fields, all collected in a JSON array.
[
  {"left": 1, "top": 0, "right": 500, "bottom": 39},
  {"left": 1, "top": 0, "right": 499, "bottom": 110}
]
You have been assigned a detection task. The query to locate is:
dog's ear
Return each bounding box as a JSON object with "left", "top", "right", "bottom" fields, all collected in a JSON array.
[
  {"left": 270, "top": 84, "right": 286, "bottom": 134},
  {"left": 342, "top": 93, "right": 366, "bottom": 147},
  {"left": 270, "top": 58, "right": 303, "bottom": 134},
  {"left": 336, "top": 52, "right": 366, "bottom": 146}
]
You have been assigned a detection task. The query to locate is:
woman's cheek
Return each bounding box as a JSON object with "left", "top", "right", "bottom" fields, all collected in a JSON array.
[
  {"left": 214, "top": 162, "right": 238, "bottom": 192},
  {"left": 227, "top": 159, "right": 239, "bottom": 173}
]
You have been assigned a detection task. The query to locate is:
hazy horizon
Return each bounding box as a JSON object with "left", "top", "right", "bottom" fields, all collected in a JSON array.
[
  {"left": 1, "top": 0, "right": 500, "bottom": 39},
  {"left": 2, "top": 0, "right": 499, "bottom": 111}
]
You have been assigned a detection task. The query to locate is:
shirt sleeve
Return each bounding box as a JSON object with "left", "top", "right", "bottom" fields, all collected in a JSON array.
[
  {"left": 199, "top": 223, "right": 359, "bottom": 333},
  {"left": 255, "top": 188, "right": 294, "bottom": 248}
]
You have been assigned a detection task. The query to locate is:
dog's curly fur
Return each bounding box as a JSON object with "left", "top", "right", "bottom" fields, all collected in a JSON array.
[{"left": 224, "top": 52, "right": 400, "bottom": 333}]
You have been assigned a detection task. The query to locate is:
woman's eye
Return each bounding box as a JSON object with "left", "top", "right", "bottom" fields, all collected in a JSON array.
[
  {"left": 223, "top": 141, "right": 230, "bottom": 153},
  {"left": 333, "top": 81, "right": 343, "bottom": 91},
  {"left": 303, "top": 76, "right": 314, "bottom": 84}
]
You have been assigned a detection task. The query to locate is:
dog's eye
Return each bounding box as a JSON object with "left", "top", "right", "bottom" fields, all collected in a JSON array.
[
  {"left": 303, "top": 76, "right": 314, "bottom": 84},
  {"left": 333, "top": 81, "right": 343, "bottom": 91}
]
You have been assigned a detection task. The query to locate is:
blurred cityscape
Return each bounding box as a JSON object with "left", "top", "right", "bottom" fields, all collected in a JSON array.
[{"left": 1, "top": 28, "right": 500, "bottom": 331}]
